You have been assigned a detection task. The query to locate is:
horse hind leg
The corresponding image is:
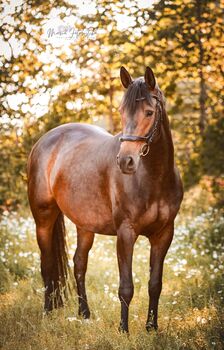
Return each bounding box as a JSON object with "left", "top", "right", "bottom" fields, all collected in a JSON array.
[
  {"left": 35, "top": 205, "right": 69, "bottom": 312},
  {"left": 73, "top": 229, "right": 94, "bottom": 319}
]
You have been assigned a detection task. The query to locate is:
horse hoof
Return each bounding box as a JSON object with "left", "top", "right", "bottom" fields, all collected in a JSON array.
[
  {"left": 44, "top": 295, "right": 64, "bottom": 312},
  {"left": 118, "top": 323, "right": 129, "bottom": 334},
  {"left": 83, "top": 311, "right": 90, "bottom": 319},
  {"left": 146, "top": 322, "right": 158, "bottom": 332},
  {"left": 44, "top": 301, "right": 53, "bottom": 313},
  {"left": 79, "top": 308, "right": 90, "bottom": 319},
  {"left": 43, "top": 310, "right": 50, "bottom": 317}
]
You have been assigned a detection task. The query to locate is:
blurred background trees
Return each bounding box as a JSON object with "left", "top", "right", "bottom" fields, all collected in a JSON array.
[{"left": 0, "top": 0, "right": 223, "bottom": 211}]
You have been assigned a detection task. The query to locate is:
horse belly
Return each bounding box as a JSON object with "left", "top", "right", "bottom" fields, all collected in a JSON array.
[
  {"left": 69, "top": 204, "right": 115, "bottom": 235},
  {"left": 53, "top": 179, "right": 115, "bottom": 235}
]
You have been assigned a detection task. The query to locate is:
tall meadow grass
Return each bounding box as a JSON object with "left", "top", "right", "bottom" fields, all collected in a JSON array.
[{"left": 0, "top": 193, "right": 223, "bottom": 349}]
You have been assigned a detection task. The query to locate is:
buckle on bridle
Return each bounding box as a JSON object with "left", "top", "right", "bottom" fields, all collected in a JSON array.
[{"left": 139, "top": 143, "right": 150, "bottom": 157}]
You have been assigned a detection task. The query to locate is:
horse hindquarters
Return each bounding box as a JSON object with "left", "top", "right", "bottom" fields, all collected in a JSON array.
[{"left": 27, "top": 138, "right": 70, "bottom": 310}]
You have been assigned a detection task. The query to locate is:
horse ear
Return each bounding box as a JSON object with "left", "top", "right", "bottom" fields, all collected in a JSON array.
[
  {"left": 144, "top": 66, "right": 156, "bottom": 90},
  {"left": 120, "top": 66, "right": 133, "bottom": 89}
]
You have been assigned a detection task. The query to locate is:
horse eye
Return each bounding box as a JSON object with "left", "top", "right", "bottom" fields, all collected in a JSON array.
[{"left": 145, "top": 110, "right": 153, "bottom": 117}]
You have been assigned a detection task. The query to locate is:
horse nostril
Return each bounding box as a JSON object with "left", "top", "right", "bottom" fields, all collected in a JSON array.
[
  {"left": 126, "top": 156, "right": 134, "bottom": 169},
  {"left": 118, "top": 155, "right": 136, "bottom": 174}
]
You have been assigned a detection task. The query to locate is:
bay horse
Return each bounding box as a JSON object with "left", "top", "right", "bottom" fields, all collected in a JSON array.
[{"left": 27, "top": 66, "right": 183, "bottom": 333}]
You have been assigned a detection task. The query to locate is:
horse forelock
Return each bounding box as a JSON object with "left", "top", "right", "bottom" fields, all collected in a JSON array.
[{"left": 119, "top": 78, "right": 156, "bottom": 116}]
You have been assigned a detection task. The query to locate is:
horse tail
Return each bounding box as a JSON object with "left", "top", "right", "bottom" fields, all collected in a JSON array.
[{"left": 52, "top": 212, "right": 71, "bottom": 299}]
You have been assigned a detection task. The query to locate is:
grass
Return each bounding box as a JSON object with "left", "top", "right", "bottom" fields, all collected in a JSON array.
[{"left": 0, "top": 189, "right": 224, "bottom": 349}]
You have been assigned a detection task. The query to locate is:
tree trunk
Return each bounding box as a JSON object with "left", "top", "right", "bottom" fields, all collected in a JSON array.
[{"left": 198, "top": 67, "right": 206, "bottom": 133}]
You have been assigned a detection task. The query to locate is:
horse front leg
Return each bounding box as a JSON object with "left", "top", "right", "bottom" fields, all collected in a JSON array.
[
  {"left": 116, "top": 221, "right": 137, "bottom": 333},
  {"left": 146, "top": 223, "right": 174, "bottom": 331},
  {"left": 73, "top": 229, "right": 94, "bottom": 319}
]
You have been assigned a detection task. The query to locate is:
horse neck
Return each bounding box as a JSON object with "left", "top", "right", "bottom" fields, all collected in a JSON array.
[{"left": 145, "top": 111, "right": 174, "bottom": 175}]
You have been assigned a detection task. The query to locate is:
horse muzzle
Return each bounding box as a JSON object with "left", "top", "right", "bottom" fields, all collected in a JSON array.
[{"left": 116, "top": 154, "right": 138, "bottom": 174}]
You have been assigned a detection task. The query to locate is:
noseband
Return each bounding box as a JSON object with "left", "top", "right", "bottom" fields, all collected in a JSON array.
[{"left": 119, "top": 94, "right": 162, "bottom": 157}]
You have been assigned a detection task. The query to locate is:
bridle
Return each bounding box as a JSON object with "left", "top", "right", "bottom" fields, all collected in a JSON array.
[{"left": 119, "top": 93, "right": 163, "bottom": 157}]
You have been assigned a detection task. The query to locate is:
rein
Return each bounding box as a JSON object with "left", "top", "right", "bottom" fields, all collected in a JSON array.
[{"left": 119, "top": 94, "right": 162, "bottom": 157}]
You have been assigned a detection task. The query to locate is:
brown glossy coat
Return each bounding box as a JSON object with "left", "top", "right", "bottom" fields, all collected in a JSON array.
[{"left": 27, "top": 66, "right": 183, "bottom": 333}]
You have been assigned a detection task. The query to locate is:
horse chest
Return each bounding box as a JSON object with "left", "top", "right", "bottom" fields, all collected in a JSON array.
[
  {"left": 137, "top": 199, "right": 175, "bottom": 234},
  {"left": 114, "top": 196, "right": 174, "bottom": 232}
]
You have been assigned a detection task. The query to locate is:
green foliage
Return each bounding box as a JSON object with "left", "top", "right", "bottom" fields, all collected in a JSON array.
[
  {"left": 149, "top": 0, "right": 224, "bottom": 191},
  {"left": 0, "top": 201, "right": 223, "bottom": 349}
]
